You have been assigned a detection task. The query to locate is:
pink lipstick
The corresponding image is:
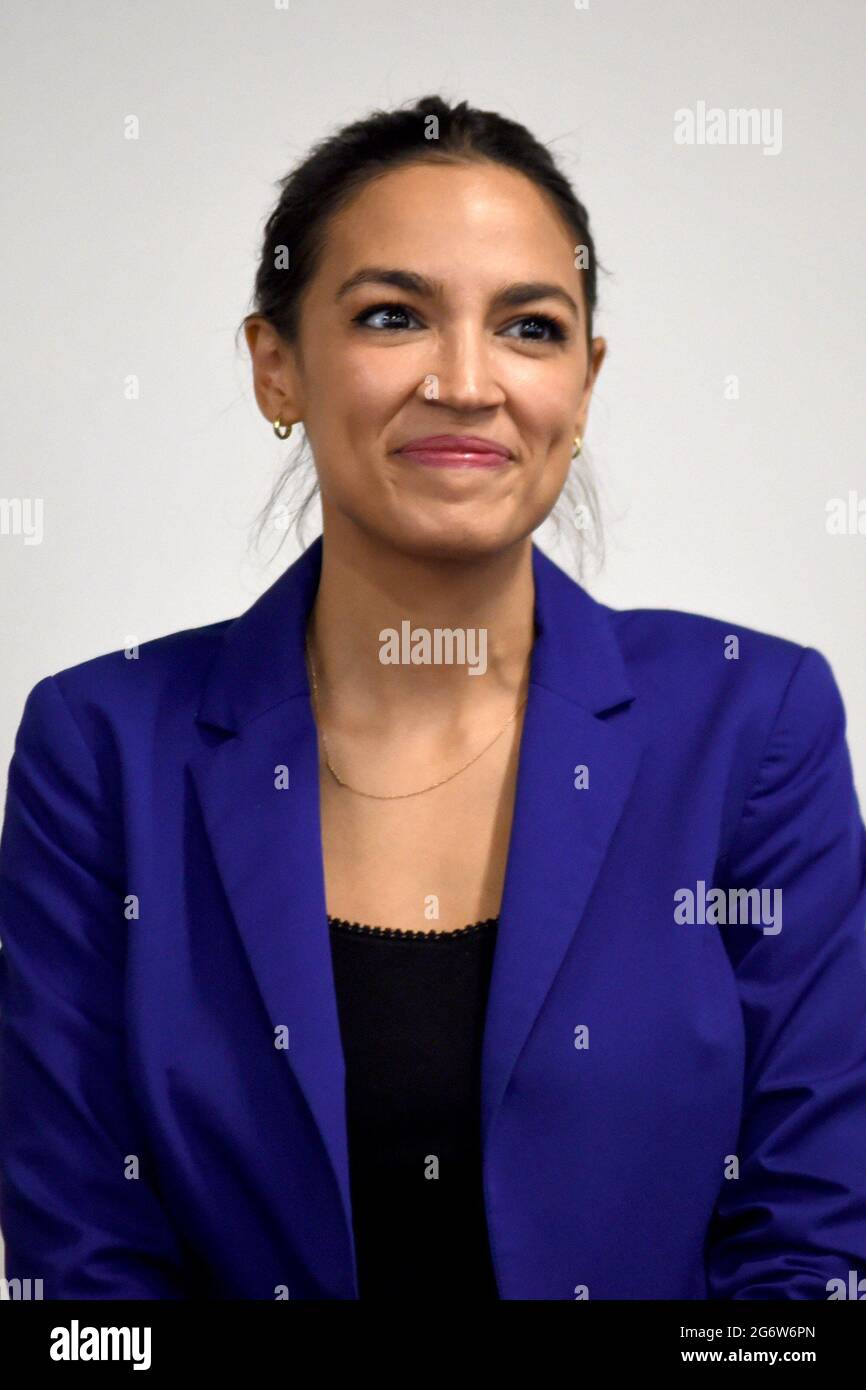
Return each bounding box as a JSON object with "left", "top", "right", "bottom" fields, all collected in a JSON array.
[{"left": 395, "top": 434, "right": 513, "bottom": 469}]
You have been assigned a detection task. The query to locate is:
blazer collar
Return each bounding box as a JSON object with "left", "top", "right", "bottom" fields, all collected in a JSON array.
[
  {"left": 195, "top": 532, "right": 635, "bottom": 732},
  {"left": 189, "top": 533, "right": 643, "bottom": 1294}
]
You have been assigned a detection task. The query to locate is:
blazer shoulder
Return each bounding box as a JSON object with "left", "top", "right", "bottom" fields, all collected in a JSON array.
[
  {"left": 610, "top": 601, "right": 804, "bottom": 658},
  {"left": 19, "top": 616, "right": 236, "bottom": 746},
  {"left": 605, "top": 601, "right": 818, "bottom": 715},
  {"left": 601, "top": 608, "right": 853, "bottom": 809}
]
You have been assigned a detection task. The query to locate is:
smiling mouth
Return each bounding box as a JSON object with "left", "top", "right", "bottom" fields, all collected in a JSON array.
[
  {"left": 400, "top": 451, "right": 508, "bottom": 469},
  {"left": 395, "top": 438, "right": 512, "bottom": 469}
]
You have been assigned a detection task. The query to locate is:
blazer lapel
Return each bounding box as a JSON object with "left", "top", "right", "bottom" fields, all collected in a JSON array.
[
  {"left": 187, "top": 534, "right": 644, "bottom": 1274},
  {"left": 480, "top": 546, "right": 644, "bottom": 1146},
  {"left": 188, "top": 538, "right": 355, "bottom": 1254}
]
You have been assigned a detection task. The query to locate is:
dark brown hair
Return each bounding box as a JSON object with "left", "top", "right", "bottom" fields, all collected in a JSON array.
[{"left": 239, "top": 94, "right": 609, "bottom": 572}]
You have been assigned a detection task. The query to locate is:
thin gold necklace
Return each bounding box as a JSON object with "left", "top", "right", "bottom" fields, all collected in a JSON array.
[{"left": 305, "top": 636, "right": 530, "bottom": 800}]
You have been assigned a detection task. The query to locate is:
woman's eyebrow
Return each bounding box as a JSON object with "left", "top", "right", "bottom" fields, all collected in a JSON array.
[{"left": 335, "top": 267, "right": 580, "bottom": 320}]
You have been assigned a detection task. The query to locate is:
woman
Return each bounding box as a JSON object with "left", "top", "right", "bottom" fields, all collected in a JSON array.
[{"left": 1, "top": 95, "right": 865, "bottom": 1302}]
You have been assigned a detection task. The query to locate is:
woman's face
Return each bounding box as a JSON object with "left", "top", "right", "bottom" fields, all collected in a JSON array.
[{"left": 248, "top": 159, "right": 606, "bottom": 560}]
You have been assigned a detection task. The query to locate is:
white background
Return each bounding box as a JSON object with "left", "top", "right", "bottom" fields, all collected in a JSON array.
[{"left": 1, "top": 0, "right": 864, "bottom": 1286}]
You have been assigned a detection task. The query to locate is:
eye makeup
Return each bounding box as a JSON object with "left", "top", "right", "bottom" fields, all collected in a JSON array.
[{"left": 351, "top": 300, "right": 571, "bottom": 343}]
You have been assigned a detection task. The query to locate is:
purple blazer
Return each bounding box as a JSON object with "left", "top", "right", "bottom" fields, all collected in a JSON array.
[{"left": 1, "top": 534, "right": 865, "bottom": 1299}]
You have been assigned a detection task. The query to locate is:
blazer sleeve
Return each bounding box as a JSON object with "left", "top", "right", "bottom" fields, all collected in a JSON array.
[
  {"left": 0, "top": 675, "right": 192, "bottom": 1298},
  {"left": 706, "top": 646, "right": 866, "bottom": 1299}
]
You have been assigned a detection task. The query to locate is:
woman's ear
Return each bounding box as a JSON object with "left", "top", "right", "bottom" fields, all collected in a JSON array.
[
  {"left": 575, "top": 336, "right": 607, "bottom": 435},
  {"left": 244, "top": 316, "right": 304, "bottom": 426},
  {"left": 587, "top": 335, "right": 607, "bottom": 387}
]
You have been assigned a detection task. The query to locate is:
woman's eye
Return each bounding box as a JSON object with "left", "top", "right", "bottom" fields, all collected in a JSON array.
[
  {"left": 352, "top": 304, "right": 568, "bottom": 342},
  {"left": 353, "top": 302, "right": 422, "bottom": 332},
  {"left": 501, "top": 314, "right": 568, "bottom": 343}
]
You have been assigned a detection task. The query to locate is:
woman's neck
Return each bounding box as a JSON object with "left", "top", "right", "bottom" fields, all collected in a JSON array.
[{"left": 305, "top": 516, "right": 536, "bottom": 734}]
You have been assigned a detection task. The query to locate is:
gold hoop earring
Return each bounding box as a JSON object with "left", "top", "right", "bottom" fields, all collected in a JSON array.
[
  {"left": 572, "top": 433, "right": 583, "bottom": 459},
  {"left": 273, "top": 416, "right": 292, "bottom": 440}
]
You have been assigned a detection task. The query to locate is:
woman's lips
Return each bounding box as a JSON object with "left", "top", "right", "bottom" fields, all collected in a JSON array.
[
  {"left": 395, "top": 436, "right": 512, "bottom": 469},
  {"left": 400, "top": 449, "right": 507, "bottom": 468}
]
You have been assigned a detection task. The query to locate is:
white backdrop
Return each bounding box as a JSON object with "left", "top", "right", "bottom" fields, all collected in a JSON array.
[{"left": 1, "top": 0, "right": 864, "bottom": 1288}]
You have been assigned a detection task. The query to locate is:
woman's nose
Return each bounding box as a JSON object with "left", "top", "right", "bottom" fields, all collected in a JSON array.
[{"left": 420, "top": 327, "right": 505, "bottom": 411}]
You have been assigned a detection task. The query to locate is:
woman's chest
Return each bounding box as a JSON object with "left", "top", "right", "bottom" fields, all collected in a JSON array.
[{"left": 316, "top": 731, "right": 523, "bottom": 932}]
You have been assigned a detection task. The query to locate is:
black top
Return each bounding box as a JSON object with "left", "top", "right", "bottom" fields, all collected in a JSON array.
[{"left": 327, "top": 913, "right": 501, "bottom": 1300}]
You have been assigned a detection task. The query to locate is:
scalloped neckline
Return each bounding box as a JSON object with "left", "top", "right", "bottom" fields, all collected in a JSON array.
[{"left": 327, "top": 915, "right": 499, "bottom": 941}]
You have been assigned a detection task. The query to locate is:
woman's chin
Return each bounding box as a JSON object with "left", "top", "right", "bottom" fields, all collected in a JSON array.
[{"left": 378, "top": 515, "right": 534, "bottom": 563}]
